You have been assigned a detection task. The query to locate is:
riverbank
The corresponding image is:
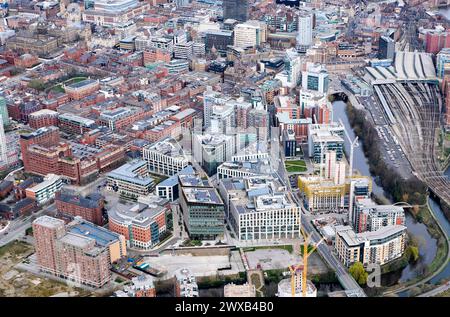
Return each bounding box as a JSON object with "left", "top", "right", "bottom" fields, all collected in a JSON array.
[{"left": 331, "top": 93, "right": 450, "bottom": 296}]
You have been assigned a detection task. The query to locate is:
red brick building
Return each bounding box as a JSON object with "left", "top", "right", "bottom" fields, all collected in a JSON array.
[{"left": 55, "top": 191, "right": 105, "bottom": 225}]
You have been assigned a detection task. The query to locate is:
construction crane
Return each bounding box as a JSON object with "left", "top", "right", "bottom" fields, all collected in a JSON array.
[{"left": 289, "top": 228, "right": 325, "bottom": 297}]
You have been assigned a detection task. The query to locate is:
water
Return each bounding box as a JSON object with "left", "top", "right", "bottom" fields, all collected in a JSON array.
[
  {"left": 332, "top": 100, "right": 439, "bottom": 284},
  {"left": 438, "top": 7, "right": 450, "bottom": 21}
]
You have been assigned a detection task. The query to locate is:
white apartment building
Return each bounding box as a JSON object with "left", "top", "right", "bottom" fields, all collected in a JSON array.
[
  {"left": 335, "top": 225, "right": 407, "bottom": 267},
  {"left": 353, "top": 198, "right": 406, "bottom": 233},
  {"left": 233, "top": 20, "right": 267, "bottom": 48},
  {"left": 142, "top": 137, "right": 188, "bottom": 176},
  {"left": 297, "top": 13, "right": 313, "bottom": 48}
]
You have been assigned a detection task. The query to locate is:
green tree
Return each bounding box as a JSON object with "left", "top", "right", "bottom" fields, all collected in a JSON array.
[{"left": 349, "top": 262, "right": 368, "bottom": 285}]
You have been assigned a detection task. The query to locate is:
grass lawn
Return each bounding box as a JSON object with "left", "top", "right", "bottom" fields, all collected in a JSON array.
[
  {"left": 285, "top": 160, "right": 307, "bottom": 173},
  {"left": 445, "top": 132, "right": 450, "bottom": 142},
  {"left": 50, "top": 76, "right": 87, "bottom": 93}
]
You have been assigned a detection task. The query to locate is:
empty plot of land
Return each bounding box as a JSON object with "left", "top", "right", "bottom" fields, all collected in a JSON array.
[
  {"left": 143, "top": 253, "right": 243, "bottom": 278},
  {"left": 245, "top": 248, "right": 329, "bottom": 274}
]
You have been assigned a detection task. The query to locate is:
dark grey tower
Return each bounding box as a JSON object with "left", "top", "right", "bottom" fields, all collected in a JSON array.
[
  {"left": 223, "top": 0, "right": 249, "bottom": 22},
  {"left": 378, "top": 36, "right": 395, "bottom": 60}
]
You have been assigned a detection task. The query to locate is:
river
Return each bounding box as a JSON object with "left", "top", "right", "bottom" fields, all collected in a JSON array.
[
  {"left": 438, "top": 7, "right": 450, "bottom": 21},
  {"left": 332, "top": 100, "right": 450, "bottom": 287}
]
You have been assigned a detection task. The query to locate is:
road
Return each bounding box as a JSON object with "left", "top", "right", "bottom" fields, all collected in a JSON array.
[
  {"left": 418, "top": 281, "right": 450, "bottom": 297},
  {"left": 276, "top": 136, "right": 367, "bottom": 296}
]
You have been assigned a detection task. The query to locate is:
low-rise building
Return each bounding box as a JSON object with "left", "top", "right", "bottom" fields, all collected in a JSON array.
[
  {"left": 55, "top": 191, "right": 105, "bottom": 226},
  {"left": 25, "top": 174, "right": 63, "bottom": 205},
  {"left": 224, "top": 283, "right": 256, "bottom": 297}
]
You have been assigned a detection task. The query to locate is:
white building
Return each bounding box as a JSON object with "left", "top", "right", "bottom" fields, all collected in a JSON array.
[
  {"left": 297, "top": 13, "right": 313, "bottom": 50},
  {"left": 219, "top": 175, "right": 301, "bottom": 241},
  {"left": 353, "top": 198, "right": 405, "bottom": 233},
  {"left": 142, "top": 137, "right": 188, "bottom": 176},
  {"left": 301, "top": 63, "right": 329, "bottom": 94},
  {"left": 335, "top": 225, "right": 407, "bottom": 267},
  {"left": 233, "top": 20, "right": 267, "bottom": 48},
  {"left": 25, "top": 174, "right": 63, "bottom": 205},
  {"left": 174, "top": 41, "right": 193, "bottom": 59},
  {"left": 275, "top": 48, "right": 303, "bottom": 88}
]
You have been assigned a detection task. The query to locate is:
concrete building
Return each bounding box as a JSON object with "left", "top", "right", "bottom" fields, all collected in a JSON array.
[
  {"left": 58, "top": 113, "right": 97, "bottom": 135},
  {"left": 217, "top": 153, "right": 271, "bottom": 179},
  {"left": 107, "top": 160, "right": 154, "bottom": 198},
  {"left": 32, "top": 216, "right": 113, "bottom": 288},
  {"left": 335, "top": 225, "right": 407, "bottom": 267},
  {"left": 219, "top": 175, "right": 301, "bottom": 241},
  {"left": 142, "top": 137, "right": 188, "bottom": 176},
  {"left": 296, "top": 13, "right": 313, "bottom": 51},
  {"left": 155, "top": 166, "right": 195, "bottom": 202},
  {"left": 233, "top": 21, "right": 267, "bottom": 48}
]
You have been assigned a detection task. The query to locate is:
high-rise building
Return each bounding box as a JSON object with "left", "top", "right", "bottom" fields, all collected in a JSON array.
[
  {"left": 378, "top": 35, "right": 395, "bottom": 60},
  {"left": 353, "top": 198, "right": 405, "bottom": 233},
  {"left": 0, "top": 114, "right": 7, "bottom": 169},
  {"left": 223, "top": 0, "right": 248, "bottom": 22},
  {"left": 0, "top": 96, "right": 9, "bottom": 126},
  {"left": 296, "top": 13, "right": 313, "bottom": 51},
  {"left": 33, "top": 216, "right": 114, "bottom": 288},
  {"left": 233, "top": 21, "right": 267, "bottom": 48}
]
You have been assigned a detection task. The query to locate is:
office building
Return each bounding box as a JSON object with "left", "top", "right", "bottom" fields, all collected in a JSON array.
[
  {"left": 308, "top": 123, "right": 345, "bottom": 163},
  {"left": 298, "top": 175, "right": 372, "bottom": 213},
  {"left": 217, "top": 153, "right": 271, "bottom": 179},
  {"left": 0, "top": 114, "right": 7, "bottom": 169},
  {"left": 437, "top": 48, "right": 450, "bottom": 78},
  {"left": 233, "top": 21, "right": 267, "bottom": 48},
  {"left": 219, "top": 175, "right": 301, "bottom": 241},
  {"left": 107, "top": 160, "right": 154, "bottom": 198},
  {"left": 378, "top": 35, "right": 395, "bottom": 60},
  {"left": 179, "top": 173, "right": 225, "bottom": 239},
  {"left": 335, "top": 225, "right": 407, "bottom": 267},
  {"left": 223, "top": 0, "right": 249, "bottom": 22},
  {"left": 28, "top": 109, "right": 59, "bottom": 129},
  {"left": 58, "top": 113, "right": 97, "bottom": 135},
  {"left": 205, "top": 29, "right": 233, "bottom": 53},
  {"left": 33, "top": 216, "right": 113, "bottom": 288},
  {"left": 192, "top": 133, "right": 236, "bottom": 176},
  {"left": 142, "top": 137, "right": 189, "bottom": 176},
  {"left": 108, "top": 199, "right": 168, "bottom": 250}
]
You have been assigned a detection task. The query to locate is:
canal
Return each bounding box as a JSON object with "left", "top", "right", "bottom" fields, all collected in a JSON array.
[{"left": 332, "top": 100, "right": 450, "bottom": 287}]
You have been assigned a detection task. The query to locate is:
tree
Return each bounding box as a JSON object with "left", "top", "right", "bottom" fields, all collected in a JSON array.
[
  {"left": 27, "top": 79, "right": 46, "bottom": 91},
  {"left": 349, "top": 262, "right": 368, "bottom": 285}
]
